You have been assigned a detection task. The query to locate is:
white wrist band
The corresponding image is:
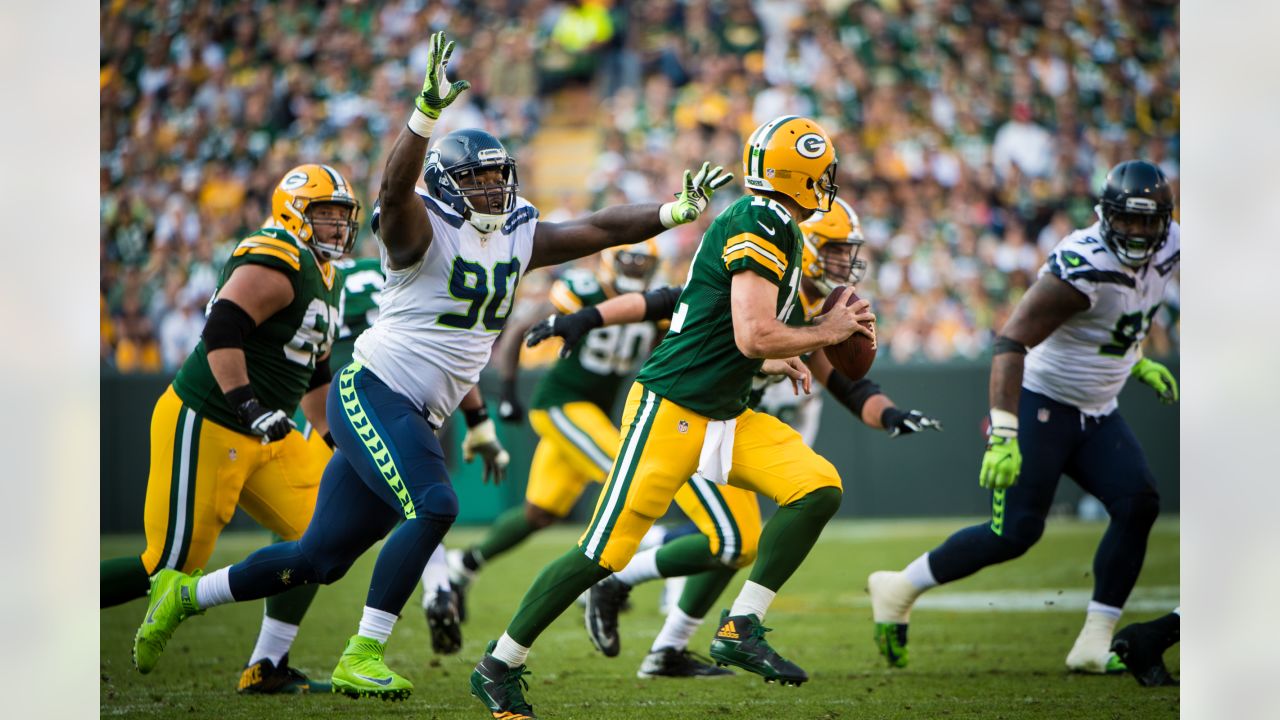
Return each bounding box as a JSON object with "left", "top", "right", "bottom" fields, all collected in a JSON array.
[
  {"left": 659, "top": 202, "right": 680, "bottom": 229},
  {"left": 989, "top": 408, "right": 1019, "bottom": 433},
  {"left": 407, "top": 109, "right": 437, "bottom": 138}
]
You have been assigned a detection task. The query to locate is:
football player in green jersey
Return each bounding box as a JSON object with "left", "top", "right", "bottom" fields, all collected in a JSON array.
[
  {"left": 527, "top": 195, "right": 941, "bottom": 679},
  {"left": 471, "top": 115, "right": 875, "bottom": 717},
  {"left": 102, "top": 163, "right": 358, "bottom": 693},
  {"left": 444, "top": 240, "right": 664, "bottom": 617}
]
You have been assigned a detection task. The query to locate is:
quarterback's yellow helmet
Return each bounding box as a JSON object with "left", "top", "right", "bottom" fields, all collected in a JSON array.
[
  {"left": 270, "top": 164, "right": 361, "bottom": 260},
  {"left": 599, "top": 238, "right": 662, "bottom": 294},
  {"left": 800, "top": 197, "right": 867, "bottom": 295},
  {"left": 742, "top": 115, "right": 838, "bottom": 212}
]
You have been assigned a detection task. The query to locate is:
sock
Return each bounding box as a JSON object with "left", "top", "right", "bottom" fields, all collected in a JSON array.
[
  {"left": 474, "top": 506, "right": 539, "bottom": 565},
  {"left": 748, "top": 486, "right": 842, "bottom": 590},
  {"left": 728, "top": 580, "right": 776, "bottom": 621},
  {"left": 492, "top": 632, "right": 529, "bottom": 668},
  {"left": 506, "top": 548, "right": 611, "bottom": 646},
  {"left": 654, "top": 534, "right": 721, "bottom": 577},
  {"left": 651, "top": 606, "right": 703, "bottom": 652},
  {"left": 100, "top": 556, "right": 152, "bottom": 607},
  {"left": 462, "top": 548, "right": 484, "bottom": 572},
  {"left": 358, "top": 605, "right": 398, "bottom": 643},
  {"left": 677, "top": 567, "right": 738, "bottom": 618},
  {"left": 1172, "top": 606, "right": 1180, "bottom": 616},
  {"left": 638, "top": 524, "right": 670, "bottom": 551},
  {"left": 421, "top": 543, "right": 451, "bottom": 606},
  {"left": 248, "top": 615, "right": 299, "bottom": 666},
  {"left": 614, "top": 547, "right": 661, "bottom": 587},
  {"left": 902, "top": 553, "right": 939, "bottom": 591},
  {"left": 1087, "top": 600, "right": 1123, "bottom": 622},
  {"left": 196, "top": 567, "right": 236, "bottom": 608}
]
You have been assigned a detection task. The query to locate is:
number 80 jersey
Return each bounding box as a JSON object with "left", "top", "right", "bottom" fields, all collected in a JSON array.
[
  {"left": 356, "top": 190, "right": 537, "bottom": 427},
  {"left": 1024, "top": 220, "right": 1180, "bottom": 416}
]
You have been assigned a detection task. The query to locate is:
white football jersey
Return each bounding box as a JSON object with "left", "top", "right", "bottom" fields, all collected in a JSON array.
[
  {"left": 755, "top": 374, "right": 824, "bottom": 447},
  {"left": 1024, "top": 221, "right": 1180, "bottom": 415},
  {"left": 354, "top": 190, "right": 538, "bottom": 426}
]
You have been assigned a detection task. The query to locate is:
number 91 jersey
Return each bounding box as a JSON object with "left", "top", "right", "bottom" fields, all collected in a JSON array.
[
  {"left": 1024, "top": 220, "right": 1180, "bottom": 416},
  {"left": 531, "top": 268, "right": 657, "bottom": 415},
  {"left": 355, "top": 190, "right": 536, "bottom": 427}
]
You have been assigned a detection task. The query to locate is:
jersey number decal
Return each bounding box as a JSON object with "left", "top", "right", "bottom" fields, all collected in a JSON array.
[
  {"left": 580, "top": 324, "right": 656, "bottom": 375},
  {"left": 284, "top": 298, "right": 340, "bottom": 367},
  {"left": 1099, "top": 305, "right": 1160, "bottom": 357},
  {"left": 438, "top": 257, "right": 522, "bottom": 332}
]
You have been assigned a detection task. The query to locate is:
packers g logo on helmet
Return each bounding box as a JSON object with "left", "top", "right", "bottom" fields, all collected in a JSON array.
[
  {"left": 742, "top": 116, "right": 838, "bottom": 212},
  {"left": 270, "top": 163, "right": 361, "bottom": 261}
]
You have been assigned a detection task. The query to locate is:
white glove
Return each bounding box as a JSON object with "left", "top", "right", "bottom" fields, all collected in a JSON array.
[{"left": 462, "top": 418, "right": 509, "bottom": 484}]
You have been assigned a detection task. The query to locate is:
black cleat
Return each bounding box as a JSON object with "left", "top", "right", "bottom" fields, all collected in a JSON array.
[
  {"left": 425, "top": 589, "right": 463, "bottom": 655},
  {"left": 237, "top": 653, "right": 329, "bottom": 694},
  {"left": 470, "top": 640, "right": 536, "bottom": 719},
  {"left": 637, "top": 647, "right": 735, "bottom": 678},
  {"left": 1112, "top": 617, "right": 1179, "bottom": 687},
  {"left": 585, "top": 576, "right": 632, "bottom": 657},
  {"left": 708, "top": 610, "right": 808, "bottom": 686}
]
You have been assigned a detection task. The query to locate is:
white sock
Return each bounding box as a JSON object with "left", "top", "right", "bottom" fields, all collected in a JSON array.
[
  {"left": 421, "top": 544, "right": 451, "bottom": 606},
  {"left": 492, "top": 632, "right": 529, "bottom": 668},
  {"left": 357, "top": 606, "right": 398, "bottom": 644},
  {"left": 902, "top": 553, "right": 939, "bottom": 592},
  {"left": 1086, "top": 601, "right": 1123, "bottom": 622},
  {"left": 650, "top": 606, "right": 703, "bottom": 652},
  {"left": 248, "top": 615, "right": 298, "bottom": 666},
  {"left": 613, "top": 547, "right": 662, "bottom": 587},
  {"left": 1172, "top": 606, "right": 1180, "bottom": 616},
  {"left": 195, "top": 567, "right": 235, "bottom": 608},
  {"left": 728, "top": 581, "right": 776, "bottom": 621},
  {"left": 638, "top": 524, "right": 669, "bottom": 551}
]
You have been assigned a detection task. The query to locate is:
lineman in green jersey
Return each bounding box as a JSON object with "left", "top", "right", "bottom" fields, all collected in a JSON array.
[
  {"left": 102, "top": 163, "right": 359, "bottom": 694},
  {"left": 444, "top": 241, "right": 664, "bottom": 619},
  {"left": 471, "top": 115, "right": 875, "bottom": 717}
]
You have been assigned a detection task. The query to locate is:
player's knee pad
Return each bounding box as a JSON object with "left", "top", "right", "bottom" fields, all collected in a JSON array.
[
  {"left": 1106, "top": 490, "right": 1160, "bottom": 531},
  {"left": 524, "top": 503, "right": 560, "bottom": 530},
  {"left": 796, "top": 485, "right": 843, "bottom": 522},
  {"left": 420, "top": 482, "right": 459, "bottom": 523}
]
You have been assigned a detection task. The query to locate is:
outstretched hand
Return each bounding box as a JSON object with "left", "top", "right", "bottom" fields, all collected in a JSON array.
[{"left": 416, "top": 31, "right": 470, "bottom": 119}]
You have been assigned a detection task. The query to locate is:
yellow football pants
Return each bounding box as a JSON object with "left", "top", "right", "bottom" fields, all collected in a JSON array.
[
  {"left": 526, "top": 403, "right": 619, "bottom": 518},
  {"left": 139, "top": 386, "right": 330, "bottom": 574},
  {"left": 579, "top": 382, "right": 842, "bottom": 571}
]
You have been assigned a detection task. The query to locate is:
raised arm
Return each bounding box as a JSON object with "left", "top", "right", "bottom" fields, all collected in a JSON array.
[
  {"left": 529, "top": 163, "right": 733, "bottom": 269},
  {"left": 730, "top": 275, "right": 873, "bottom": 359},
  {"left": 377, "top": 32, "right": 470, "bottom": 270}
]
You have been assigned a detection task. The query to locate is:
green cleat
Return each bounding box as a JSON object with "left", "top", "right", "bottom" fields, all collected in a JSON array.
[
  {"left": 471, "top": 640, "right": 537, "bottom": 719},
  {"left": 330, "top": 635, "right": 413, "bottom": 701},
  {"left": 873, "top": 622, "right": 910, "bottom": 668},
  {"left": 133, "top": 568, "right": 204, "bottom": 674},
  {"left": 708, "top": 610, "right": 808, "bottom": 686}
]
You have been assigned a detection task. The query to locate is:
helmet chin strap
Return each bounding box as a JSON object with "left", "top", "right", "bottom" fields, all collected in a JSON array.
[
  {"left": 467, "top": 210, "right": 508, "bottom": 235},
  {"left": 613, "top": 275, "right": 649, "bottom": 293}
]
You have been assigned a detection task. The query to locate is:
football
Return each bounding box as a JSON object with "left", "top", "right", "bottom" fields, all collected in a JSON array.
[{"left": 820, "top": 286, "right": 876, "bottom": 380}]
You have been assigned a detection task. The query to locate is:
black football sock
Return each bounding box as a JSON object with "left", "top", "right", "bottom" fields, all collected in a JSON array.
[{"left": 100, "top": 555, "right": 152, "bottom": 607}]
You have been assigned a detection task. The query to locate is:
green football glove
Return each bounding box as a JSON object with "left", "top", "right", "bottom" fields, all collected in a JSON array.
[
  {"left": 660, "top": 162, "right": 734, "bottom": 227},
  {"left": 415, "top": 31, "right": 470, "bottom": 119},
  {"left": 979, "top": 410, "right": 1021, "bottom": 490},
  {"left": 1130, "top": 357, "right": 1178, "bottom": 404}
]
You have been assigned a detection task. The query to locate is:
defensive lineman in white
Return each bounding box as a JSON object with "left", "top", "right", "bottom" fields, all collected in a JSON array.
[
  {"left": 128, "top": 31, "right": 732, "bottom": 703},
  {"left": 868, "top": 159, "right": 1180, "bottom": 674}
]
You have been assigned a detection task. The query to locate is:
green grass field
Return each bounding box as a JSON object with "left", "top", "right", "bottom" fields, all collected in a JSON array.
[{"left": 101, "top": 518, "right": 1179, "bottom": 719}]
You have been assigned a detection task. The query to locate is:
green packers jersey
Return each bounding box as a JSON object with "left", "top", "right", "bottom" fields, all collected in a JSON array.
[
  {"left": 636, "top": 194, "right": 803, "bottom": 420},
  {"left": 332, "top": 256, "right": 385, "bottom": 369},
  {"left": 173, "top": 228, "right": 343, "bottom": 434},
  {"left": 746, "top": 301, "right": 810, "bottom": 409},
  {"left": 531, "top": 268, "right": 657, "bottom": 413}
]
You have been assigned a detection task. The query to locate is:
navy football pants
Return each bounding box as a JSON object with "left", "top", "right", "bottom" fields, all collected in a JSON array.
[
  {"left": 228, "top": 363, "right": 457, "bottom": 615},
  {"left": 927, "top": 389, "right": 1160, "bottom": 608}
]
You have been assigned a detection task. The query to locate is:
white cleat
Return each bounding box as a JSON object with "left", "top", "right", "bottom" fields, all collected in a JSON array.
[
  {"left": 868, "top": 571, "right": 920, "bottom": 624},
  {"left": 446, "top": 548, "right": 474, "bottom": 589},
  {"left": 1066, "top": 614, "right": 1123, "bottom": 673}
]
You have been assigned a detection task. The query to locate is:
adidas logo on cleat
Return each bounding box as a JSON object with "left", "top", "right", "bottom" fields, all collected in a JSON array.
[{"left": 716, "top": 621, "right": 739, "bottom": 640}]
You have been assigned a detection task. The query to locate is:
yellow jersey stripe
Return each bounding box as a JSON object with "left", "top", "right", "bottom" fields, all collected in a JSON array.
[
  {"left": 239, "top": 235, "right": 301, "bottom": 258},
  {"left": 233, "top": 245, "right": 301, "bottom": 271},
  {"left": 723, "top": 246, "right": 784, "bottom": 279},
  {"left": 722, "top": 232, "right": 785, "bottom": 266},
  {"left": 548, "top": 282, "right": 583, "bottom": 314}
]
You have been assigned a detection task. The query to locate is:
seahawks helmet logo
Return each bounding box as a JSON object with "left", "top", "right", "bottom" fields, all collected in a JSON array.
[
  {"left": 281, "top": 171, "right": 309, "bottom": 190},
  {"left": 795, "top": 133, "right": 827, "bottom": 159}
]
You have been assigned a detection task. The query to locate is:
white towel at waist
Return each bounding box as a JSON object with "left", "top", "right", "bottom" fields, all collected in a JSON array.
[{"left": 693, "top": 418, "right": 737, "bottom": 485}]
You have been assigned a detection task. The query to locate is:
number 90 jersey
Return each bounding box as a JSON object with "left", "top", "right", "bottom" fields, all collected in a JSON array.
[
  {"left": 356, "top": 190, "right": 536, "bottom": 427},
  {"left": 1024, "top": 220, "right": 1180, "bottom": 416},
  {"left": 530, "top": 269, "right": 658, "bottom": 415}
]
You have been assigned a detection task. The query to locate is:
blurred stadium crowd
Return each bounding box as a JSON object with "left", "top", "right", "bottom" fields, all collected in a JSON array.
[{"left": 100, "top": 0, "right": 1179, "bottom": 372}]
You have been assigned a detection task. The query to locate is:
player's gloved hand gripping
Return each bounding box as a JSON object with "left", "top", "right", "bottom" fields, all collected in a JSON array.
[
  {"left": 1130, "top": 357, "right": 1178, "bottom": 405},
  {"left": 881, "top": 408, "right": 943, "bottom": 438},
  {"left": 409, "top": 31, "right": 470, "bottom": 134},
  {"left": 227, "top": 385, "right": 292, "bottom": 443},
  {"left": 525, "top": 307, "right": 604, "bottom": 358},
  {"left": 979, "top": 409, "right": 1021, "bottom": 490},
  {"left": 659, "top": 162, "right": 734, "bottom": 228},
  {"left": 462, "top": 409, "right": 509, "bottom": 484}
]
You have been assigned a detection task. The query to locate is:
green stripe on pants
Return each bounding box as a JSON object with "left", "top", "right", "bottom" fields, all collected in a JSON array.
[
  {"left": 581, "top": 389, "right": 658, "bottom": 560},
  {"left": 989, "top": 488, "right": 1006, "bottom": 536}
]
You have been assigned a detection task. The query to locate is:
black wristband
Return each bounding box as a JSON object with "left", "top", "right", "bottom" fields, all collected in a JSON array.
[
  {"left": 203, "top": 298, "right": 257, "bottom": 351},
  {"left": 464, "top": 404, "right": 489, "bottom": 428},
  {"left": 826, "top": 372, "right": 882, "bottom": 417},
  {"left": 322, "top": 431, "right": 336, "bottom": 449},
  {"left": 224, "top": 383, "right": 256, "bottom": 408},
  {"left": 642, "top": 285, "right": 684, "bottom": 322},
  {"left": 308, "top": 357, "right": 332, "bottom": 391},
  {"left": 992, "top": 334, "right": 1028, "bottom": 356}
]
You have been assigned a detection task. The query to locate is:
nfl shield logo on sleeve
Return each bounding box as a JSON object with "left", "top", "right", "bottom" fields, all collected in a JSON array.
[{"left": 677, "top": 420, "right": 689, "bottom": 434}]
